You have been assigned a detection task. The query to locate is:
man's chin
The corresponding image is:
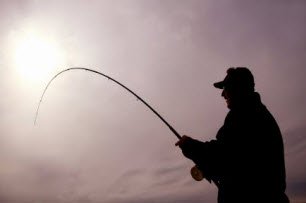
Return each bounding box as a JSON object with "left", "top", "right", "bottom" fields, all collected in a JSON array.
[{"left": 226, "top": 101, "right": 232, "bottom": 109}]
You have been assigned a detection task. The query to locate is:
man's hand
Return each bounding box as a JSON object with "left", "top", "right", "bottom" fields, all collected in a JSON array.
[
  {"left": 175, "top": 135, "right": 191, "bottom": 148},
  {"left": 175, "top": 135, "right": 196, "bottom": 160},
  {"left": 176, "top": 136, "right": 206, "bottom": 182}
]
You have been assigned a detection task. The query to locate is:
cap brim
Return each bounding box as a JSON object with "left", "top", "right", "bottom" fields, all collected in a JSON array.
[{"left": 213, "top": 81, "right": 224, "bottom": 89}]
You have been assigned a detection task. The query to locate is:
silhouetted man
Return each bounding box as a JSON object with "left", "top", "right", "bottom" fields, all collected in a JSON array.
[{"left": 176, "top": 67, "right": 289, "bottom": 203}]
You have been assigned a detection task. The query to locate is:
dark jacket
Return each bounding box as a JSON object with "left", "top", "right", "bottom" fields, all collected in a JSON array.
[{"left": 181, "top": 92, "right": 289, "bottom": 203}]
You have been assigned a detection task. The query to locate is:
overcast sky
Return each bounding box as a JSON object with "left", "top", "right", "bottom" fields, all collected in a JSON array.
[{"left": 1, "top": 0, "right": 306, "bottom": 203}]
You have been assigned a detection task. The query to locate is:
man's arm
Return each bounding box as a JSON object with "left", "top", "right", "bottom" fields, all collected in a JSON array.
[{"left": 176, "top": 135, "right": 222, "bottom": 183}]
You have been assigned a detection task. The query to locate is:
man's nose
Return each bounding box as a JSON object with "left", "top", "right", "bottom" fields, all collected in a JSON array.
[{"left": 222, "top": 89, "right": 225, "bottom": 97}]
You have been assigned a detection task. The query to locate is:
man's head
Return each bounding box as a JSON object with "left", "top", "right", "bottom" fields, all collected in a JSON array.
[{"left": 214, "top": 67, "right": 255, "bottom": 109}]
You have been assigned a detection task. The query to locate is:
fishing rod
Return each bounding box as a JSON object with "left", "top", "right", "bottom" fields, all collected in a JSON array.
[
  {"left": 34, "top": 67, "right": 207, "bottom": 182},
  {"left": 34, "top": 67, "right": 181, "bottom": 140}
]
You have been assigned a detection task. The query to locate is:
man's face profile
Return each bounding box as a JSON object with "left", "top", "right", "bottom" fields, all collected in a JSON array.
[{"left": 222, "top": 88, "right": 232, "bottom": 109}]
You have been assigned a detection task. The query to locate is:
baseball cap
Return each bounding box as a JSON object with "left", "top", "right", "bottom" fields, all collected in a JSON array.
[{"left": 214, "top": 67, "right": 255, "bottom": 91}]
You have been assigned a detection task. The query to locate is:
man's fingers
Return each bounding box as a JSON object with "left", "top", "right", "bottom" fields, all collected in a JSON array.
[{"left": 175, "top": 135, "right": 189, "bottom": 147}]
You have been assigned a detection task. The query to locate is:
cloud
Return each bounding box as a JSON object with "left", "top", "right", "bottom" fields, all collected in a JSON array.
[{"left": 283, "top": 125, "right": 306, "bottom": 201}]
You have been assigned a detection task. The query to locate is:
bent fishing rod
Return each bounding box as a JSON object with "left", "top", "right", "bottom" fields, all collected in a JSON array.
[
  {"left": 34, "top": 67, "right": 209, "bottom": 183},
  {"left": 34, "top": 67, "right": 181, "bottom": 139}
]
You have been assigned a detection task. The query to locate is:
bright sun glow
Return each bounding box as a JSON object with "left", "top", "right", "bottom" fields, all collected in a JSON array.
[{"left": 12, "top": 28, "right": 65, "bottom": 82}]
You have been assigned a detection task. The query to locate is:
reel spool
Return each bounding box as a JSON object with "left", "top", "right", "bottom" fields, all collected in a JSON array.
[{"left": 190, "top": 165, "right": 204, "bottom": 181}]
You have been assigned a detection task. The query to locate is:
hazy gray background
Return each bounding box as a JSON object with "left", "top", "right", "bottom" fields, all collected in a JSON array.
[{"left": 1, "top": 0, "right": 306, "bottom": 202}]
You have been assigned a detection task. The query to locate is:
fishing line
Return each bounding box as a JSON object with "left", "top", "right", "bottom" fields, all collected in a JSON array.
[{"left": 34, "top": 67, "right": 182, "bottom": 140}]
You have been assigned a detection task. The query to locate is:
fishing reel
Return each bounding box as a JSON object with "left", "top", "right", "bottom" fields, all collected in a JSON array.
[
  {"left": 191, "top": 165, "right": 220, "bottom": 188},
  {"left": 190, "top": 165, "right": 204, "bottom": 181}
]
